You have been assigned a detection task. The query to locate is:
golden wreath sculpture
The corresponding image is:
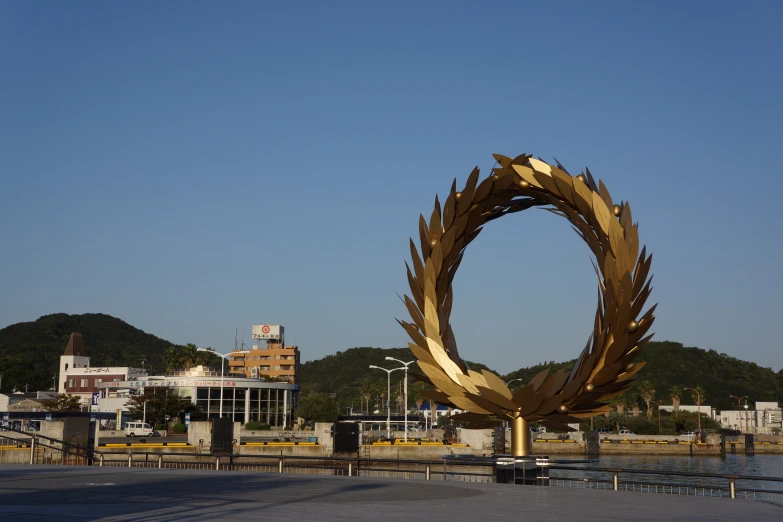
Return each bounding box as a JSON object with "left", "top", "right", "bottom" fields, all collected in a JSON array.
[{"left": 399, "top": 153, "right": 655, "bottom": 456}]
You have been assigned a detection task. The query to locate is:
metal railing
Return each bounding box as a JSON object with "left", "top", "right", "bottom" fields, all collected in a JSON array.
[
  {"left": 546, "top": 464, "right": 783, "bottom": 501},
  {"left": 92, "top": 451, "right": 495, "bottom": 482},
  {"left": 4, "top": 431, "right": 783, "bottom": 501},
  {"left": 1, "top": 428, "right": 94, "bottom": 466}
]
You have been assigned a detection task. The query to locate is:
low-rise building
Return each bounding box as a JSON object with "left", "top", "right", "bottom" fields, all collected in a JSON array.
[
  {"left": 719, "top": 402, "right": 782, "bottom": 434},
  {"left": 0, "top": 391, "right": 57, "bottom": 412},
  {"left": 57, "top": 332, "right": 147, "bottom": 407},
  {"left": 97, "top": 365, "right": 300, "bottom": 427},
  {"left": 658, "top": 404, "right": 715, "bottom": 419}
]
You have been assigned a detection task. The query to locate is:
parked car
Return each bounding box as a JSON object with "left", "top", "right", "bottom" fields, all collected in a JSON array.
[
  {"left": 531, "top": 426, "right": 546, "bottom": 433},
  {"left": 125, "top": 422, "right": 154, "bottom": 437},
  {"left": 680, "top": 431, "right": 698, "bottom": 441},
  {"left": 619, "top": 429, "right": 635, "bottom": 435},
  {"left": 596, "top": 428, "right": 611, "bottom": 434}
]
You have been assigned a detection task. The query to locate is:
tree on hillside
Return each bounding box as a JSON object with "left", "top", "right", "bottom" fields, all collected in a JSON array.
[
  {"left": 669, "top": 385, "right": 682, "bottom": 419},
  {"left": 638, "top": 381, "right": 656, "bottom": 420},
  {"left": 41, "top": 394, "right": 83, "bottom": 412},
  {"left": 297, "top": 392, "right": 340, "bottom": 424}
]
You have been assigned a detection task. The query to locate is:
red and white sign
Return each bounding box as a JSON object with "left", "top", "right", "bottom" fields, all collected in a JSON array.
[{"left": 252, "top": 324, "right": 283, "bottom": 341}]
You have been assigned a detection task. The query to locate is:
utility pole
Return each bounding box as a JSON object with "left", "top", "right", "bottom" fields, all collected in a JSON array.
[
  {"left": 385, "top": 357, "right": 415, "bottom": 442},
  {"left": 684, "top": 388, "right": 702, "bottom": 434},
  {"left": 655, "top": 401, "right": 664, "bottom": 434},
  {"left": 730, "top": 395, "right": 748, "bottom": 433}
]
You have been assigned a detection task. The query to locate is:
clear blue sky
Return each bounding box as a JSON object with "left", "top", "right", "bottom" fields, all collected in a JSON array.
[{"left": 1, "top": 1, "right": 781, "bottom": 373}]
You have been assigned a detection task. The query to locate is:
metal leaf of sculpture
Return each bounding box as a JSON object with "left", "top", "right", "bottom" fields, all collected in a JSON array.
[{"left": 399, "top": 154, "right": 656, "bottom": 456}]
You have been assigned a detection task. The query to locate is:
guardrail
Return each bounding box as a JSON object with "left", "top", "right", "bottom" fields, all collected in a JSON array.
[
  {"left": 547, "top": 464, "right": 783, "bottom": 501},
  {"left": 93, "top": 451, "right": 495, "bottom": 482},
  {"left": 3, "top": 428, "right": 782, "bottom": 501},
  {"left": 1, "top": 428, "right": 93, "bottom": 466}
]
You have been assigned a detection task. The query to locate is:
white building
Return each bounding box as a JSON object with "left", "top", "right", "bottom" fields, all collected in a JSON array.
[
  {"left": 58, "top": 332, "right": 147, "bottom": 408},
  {"left": 97, "top": 365, "right": 300, "bottom": 427},
  {"left": 0, "top": 391, "right": 57, "bottom": 412},
  {"left": 659, "top": 404, "right": 716, "bottom": 419},
  {"left": 718, "top": 402, "right": 782, "bottom": 434}
]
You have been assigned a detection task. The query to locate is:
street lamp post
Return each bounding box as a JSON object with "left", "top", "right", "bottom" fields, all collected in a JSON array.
[
  {"left": 369, "top": 365, "right": 403, "bottom": 439},
  {"left": 655, "top": 400, "right": 664, "bottom": 434},
  {"left": 198, "top": 348, "right": 230, "bottom": 418},
  {"left": 730, "top": 395, "right": 748, "bottom": 433},
  {"left": 744, "top": 402, "right": 750, "bottom": 433},
  {"left": 504, "top": 379, "right": 525, "bottom": 432},
  {"left": 684, "top": 387, "right": 702, "bottom": 435},
  {"left": 385, "top": 357, "right": 415, "bottom": 442}
]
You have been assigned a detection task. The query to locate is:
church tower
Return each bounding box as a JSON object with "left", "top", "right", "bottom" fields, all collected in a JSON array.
[{"left": 59, "top": 333, "right": 90, "bottom": 393}]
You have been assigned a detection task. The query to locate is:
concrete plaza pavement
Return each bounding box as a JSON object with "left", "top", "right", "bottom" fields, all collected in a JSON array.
[{"left": 0, "top": 465, "right": 781, "bottom": 521}]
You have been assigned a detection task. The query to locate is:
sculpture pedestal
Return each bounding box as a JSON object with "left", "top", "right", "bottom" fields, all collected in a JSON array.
[{"left": 495, "top": 455, "right": 550, "bottom": 485}]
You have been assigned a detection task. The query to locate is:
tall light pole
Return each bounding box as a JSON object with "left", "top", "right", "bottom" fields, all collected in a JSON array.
[
  {"left": 730, "top": 395, "right": 748, "bottom": 433},
  {"left": 369, "top": 365, "right": 403, "bottom": 439},
  {"left": 655, "top": 400, "right": 663, "bottom": 434},
  {"left": 744, "top": 402, "right": 750, "bottom": 433},
  {"left": 684, "top": 387, "right": 701, "bottom": 434},
  {"left": 385, "top": 357, "right": 415, "bottom": 442},
  {"left": 198, "top": 348, "right": 230, "bottom": 418},
  {"left": 506, "top": 378, "right": 524, "bottom": 388},
  {"left": 504, "top": 379, "right": 526, "bottom": 432}
]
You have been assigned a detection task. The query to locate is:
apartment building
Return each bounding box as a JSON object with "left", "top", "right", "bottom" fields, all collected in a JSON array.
[{"left": 228, "top": 324, "right": 300, "bottom": 383}]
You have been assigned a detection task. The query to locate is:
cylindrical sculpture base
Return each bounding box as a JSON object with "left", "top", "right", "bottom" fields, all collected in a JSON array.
[{"left": 511, "top": 416, "right": 530, "bottom": 457}]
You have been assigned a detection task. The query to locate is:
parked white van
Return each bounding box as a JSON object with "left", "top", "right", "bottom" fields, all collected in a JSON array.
[{"left": 125, "top": 422, "right": 154, "bottom": 437}]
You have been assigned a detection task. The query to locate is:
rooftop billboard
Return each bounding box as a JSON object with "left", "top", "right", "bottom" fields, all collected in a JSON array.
[{"left": 252, "top": 324, "right": 284, "bottom": 341}]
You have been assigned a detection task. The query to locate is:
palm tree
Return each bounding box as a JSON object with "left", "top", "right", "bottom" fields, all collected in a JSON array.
[
  {"left": 693, "top": 385, "right": 707, "bottom": 404},
  {"left": 608, "top": 396, "right": 626, "bottom": 432},
  {"left": 181, "top": 343, "right": 198, "bottom": 370},
  {"left": 428, "top": 398, "right": 437, "bottom": 430},
  {"left": 358, "top": 379, "right": 373, "bottom": 415},
  {"left": 638, "top": 380, "right": 656, "bottom": 420},
  {"left": 370, "top": 380, "right": 385, "bottom": 414},
  {"left": 163, "top": 346, "right": 180, "bottom": 372},
  {"left": 409, "top": 382, "right": 426, "bottom": 425},
  {"left": 669, "top": 385, "right": 682, "bottom": 419}
]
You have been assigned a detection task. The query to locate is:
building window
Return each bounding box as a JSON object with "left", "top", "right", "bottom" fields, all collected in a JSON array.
[
  {"left": 254, "top": 356, "right": 260, "bottom": 360},
  {"left": 65, "top": 363, "right": 69, "bottom": 370},
  {"left": 80, "top": 378, "right": 88, "bottom": 388},
  {"left": 261, "top": 366, "right": 270, "bottom": 371},
  {"left": 68, "top": 378, "right": 75, "bottom": 388},
  {"left": 95, "top": 379, "right": 102, "bottom": 386}
]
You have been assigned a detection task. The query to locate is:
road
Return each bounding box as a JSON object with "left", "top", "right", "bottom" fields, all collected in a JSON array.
[
  {"left": 0, "top": 465, "right": 779, "bottom": 521},
  {"left": 98, "top": 435, "right": 188, "bottom": 444}
]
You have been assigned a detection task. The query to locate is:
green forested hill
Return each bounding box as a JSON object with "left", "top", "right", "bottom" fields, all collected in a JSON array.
[
  {"left": 626, "top": 341, "right": 783, "bottom": 410},
  {"left": 299, "top": 347, "right": 495, "bottom": 411},
  {"left": 3, "top": 312, "right": 781, "bottom": 414},
  {"left": 302, "top": 342, "right": 783, "bottom": 412},
  {"left": 0, "top": 313, "right": 176, "bottom": 393}
]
